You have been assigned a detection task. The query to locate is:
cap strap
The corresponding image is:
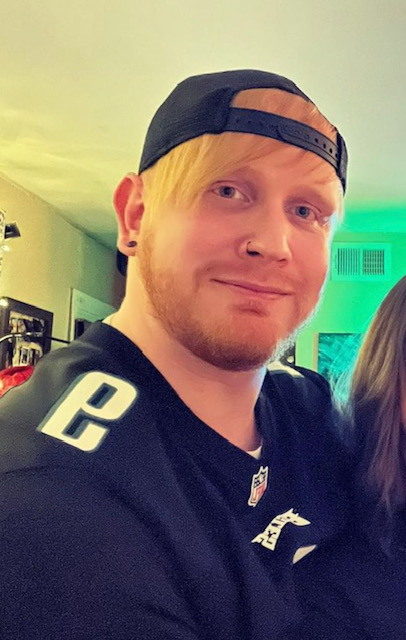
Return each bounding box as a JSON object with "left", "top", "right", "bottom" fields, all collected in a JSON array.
[{"left": 224, "top": 108, "right": 347, "bottom": 191}]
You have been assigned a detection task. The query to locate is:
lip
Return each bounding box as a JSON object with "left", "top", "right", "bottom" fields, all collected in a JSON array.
[{"left": 213, "top": 279, "right": 293, "bottom": 296}]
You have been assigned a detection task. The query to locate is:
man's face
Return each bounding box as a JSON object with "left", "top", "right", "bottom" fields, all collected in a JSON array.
[{"left": 136, "top": 145, "right": 341, "bottom": 371}]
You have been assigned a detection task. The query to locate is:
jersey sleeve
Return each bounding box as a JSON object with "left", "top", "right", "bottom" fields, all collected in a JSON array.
[{"left": 0, "top": 468, "right": 199, "bottom": 640}]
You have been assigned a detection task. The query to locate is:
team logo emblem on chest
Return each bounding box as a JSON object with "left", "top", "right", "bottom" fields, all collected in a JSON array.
[
  {"left": 252, "top": 508, "right": 311, "bottom": 551},
  {"left": 248, "top": 465, "right": 269, "bottom": 507}
]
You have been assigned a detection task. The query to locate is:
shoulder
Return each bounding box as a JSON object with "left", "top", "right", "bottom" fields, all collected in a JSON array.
[
  {"left": 265, "top": 362, "right": 333, "bottom": 414},
  {"left": 0, "top": 323, "right": 129, "bottom": 426},
  {"left": 0, "top": 323, "right": 155, "bottom": 475},
  {"left": 263, "top": 362, "right": 352, "bottom": 466}
]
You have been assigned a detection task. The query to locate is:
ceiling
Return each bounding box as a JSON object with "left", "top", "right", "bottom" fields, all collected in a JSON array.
[{"left": 1, "top": 0, "right": 405, "bottom": 249}]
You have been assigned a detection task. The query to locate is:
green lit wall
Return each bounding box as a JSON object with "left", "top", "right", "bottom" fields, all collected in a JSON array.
[{"left": 295, "top": 230, "right": 406, "bottom": 372}]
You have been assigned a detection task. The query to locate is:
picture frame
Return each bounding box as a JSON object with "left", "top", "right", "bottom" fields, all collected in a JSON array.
[
  {"left": 69, "top": 289, "right": 115, "bottom": 341},
  {"left": 0, "top": 298, "right": 54, "bottom": 370},
  {"left": 316, "top": 332, "right": 363, "bottom": 386},
  {"left": 280, "top": 343, "right": 296, "bottom": 367}
]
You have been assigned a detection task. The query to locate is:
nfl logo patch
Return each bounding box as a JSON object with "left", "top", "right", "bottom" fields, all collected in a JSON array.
[{"left": 248, "top": 465, "right": 269, "bottom": 507}]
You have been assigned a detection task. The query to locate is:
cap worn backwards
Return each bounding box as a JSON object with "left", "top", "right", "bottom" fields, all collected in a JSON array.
[{"left": 139, "top": 69, "right": 348, "bottom": 193}]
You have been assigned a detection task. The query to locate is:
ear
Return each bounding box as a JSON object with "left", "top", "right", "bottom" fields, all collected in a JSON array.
[{"left": 114, "top": 172, "right": 144, "bottom": 256}]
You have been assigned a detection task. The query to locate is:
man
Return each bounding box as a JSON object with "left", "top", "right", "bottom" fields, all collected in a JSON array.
[{"left": 0, "top": 70, "right": 350, "bottom": 639}]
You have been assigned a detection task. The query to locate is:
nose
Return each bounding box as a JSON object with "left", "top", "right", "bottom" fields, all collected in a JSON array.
[{"left": 238, "top": 204, "right": 292, "bottom": 264}]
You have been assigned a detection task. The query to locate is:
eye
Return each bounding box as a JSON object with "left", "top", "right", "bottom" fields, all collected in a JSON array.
[
  {"left": 294, "top": 205, "right": 314, "bottom": 220},
  {"left": 293, "top": 204, "right": 333, "bottom": 229},
  {"left": 212, "top": 184, "right": 247, "bottom": 201},
  {"left": 219, "top": 185, "right": 237, "bottom": 198}
]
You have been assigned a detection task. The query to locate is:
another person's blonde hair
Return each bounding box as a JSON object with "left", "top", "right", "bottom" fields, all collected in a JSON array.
[
  {"left": 350, "top": 275, "right": 406, "bottom": 510},
  {"left": 141, "top": 88, "right": 343, "bottom": 218}
]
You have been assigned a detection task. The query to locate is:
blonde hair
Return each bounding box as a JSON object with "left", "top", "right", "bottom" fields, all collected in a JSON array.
[
  {"left": 141, "top": 88, "right": 342, "bottom": 218},
  {"left": 350, "top": 275, "right": 406, "bottom": 510}
]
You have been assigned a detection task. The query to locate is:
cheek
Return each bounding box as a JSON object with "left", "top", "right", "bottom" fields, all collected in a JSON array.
[
  {"left": 146, "top": 217, "right": 191, "bottom": 264},
  {"left": 296, "top": 236, "right": 330, "bottom": 285},
  {"left": 186, "top": 224, "right": 230, "bottom": 262}
]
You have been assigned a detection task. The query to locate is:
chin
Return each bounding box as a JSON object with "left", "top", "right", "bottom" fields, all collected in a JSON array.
[
  {"left": 193, "top": 347, "right": 271, "bottom": 372},
  {"left": 184, "top": 331, "right": 287, "bottom": 372}
]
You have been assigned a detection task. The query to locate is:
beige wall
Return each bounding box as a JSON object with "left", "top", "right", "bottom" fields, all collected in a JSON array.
[{"left": 0, "top": 173, "right": 124, "bottom": 342}]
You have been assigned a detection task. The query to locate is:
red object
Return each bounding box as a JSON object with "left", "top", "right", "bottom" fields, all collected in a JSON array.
[{"left": 0, "top": 365, "right": 35, "bottom": 398}]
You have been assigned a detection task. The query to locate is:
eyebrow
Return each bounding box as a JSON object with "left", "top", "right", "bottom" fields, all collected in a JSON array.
[{"left": 287, "top": 187, "right": 339, "bottom": 213}]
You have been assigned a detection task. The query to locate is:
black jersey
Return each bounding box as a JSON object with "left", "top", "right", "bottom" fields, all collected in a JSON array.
[
  {"left": 0, "top": 322, "right": 350, "bottom": 640},
  {"left": 283, "top": 409, "right": 406, "bottom": 640},
  {"left": 286, "top": 517, "right": 406, "bottom": 640}
]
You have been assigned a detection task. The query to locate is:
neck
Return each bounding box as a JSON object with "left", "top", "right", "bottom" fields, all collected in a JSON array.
[{"left": 111, "top": 299, "right": 266, "bottom": 452}]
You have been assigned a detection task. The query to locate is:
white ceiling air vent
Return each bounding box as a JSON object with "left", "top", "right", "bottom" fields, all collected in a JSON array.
[{"left": 331, "top": 243, "right": 391, "bottom": 282}]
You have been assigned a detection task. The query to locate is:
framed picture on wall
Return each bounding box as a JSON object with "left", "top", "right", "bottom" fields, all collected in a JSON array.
[
  {"left": 0, "top": 298, "right": 54, "bottom": 370},
  {"left": 316, "top": 332, "right": 363, "bottom": 388},
  {"left": 280, "top": 343, "right": 296, "bottom": 367},
  {"left": 69, "top": 289, "right": 116, "bottom": 341}
]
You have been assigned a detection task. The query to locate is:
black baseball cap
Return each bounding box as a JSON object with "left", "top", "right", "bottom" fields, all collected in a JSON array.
[{"left": 117, "top": 69, "right": 348, "bottom": 276}]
